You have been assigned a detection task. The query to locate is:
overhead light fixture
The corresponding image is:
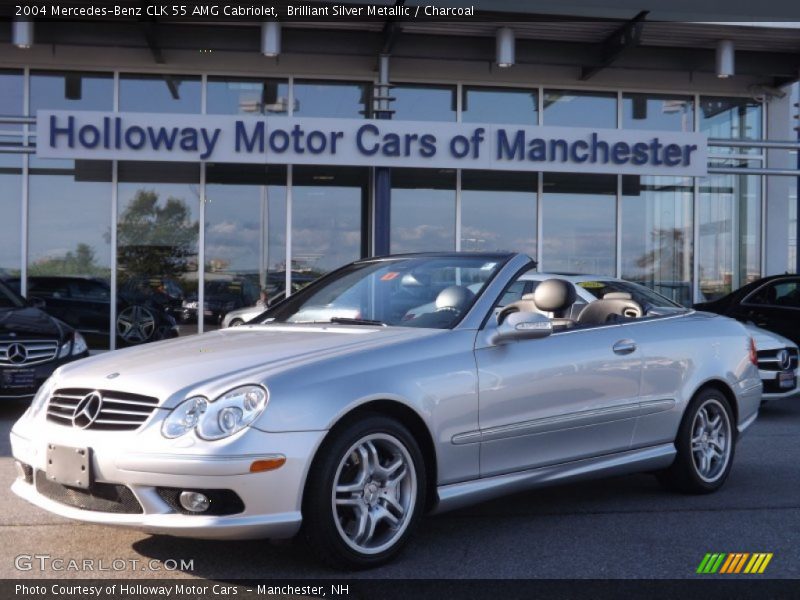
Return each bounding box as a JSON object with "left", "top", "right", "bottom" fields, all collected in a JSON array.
[
  {"left": 496, "top": 27, "right": 515, "bottom": 68},
  {"left": 716, "top": 40, "right": 735, "bottom": 79},
  {"left": 261, "top": 21, "right": 281, "bottom": 57},
  {"left": 12, "top": 19, "right": 34, "bottom": 49}
]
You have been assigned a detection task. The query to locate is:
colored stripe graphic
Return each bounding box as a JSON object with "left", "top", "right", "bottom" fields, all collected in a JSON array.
[
  {"left": 719, "top": 554, "right": 736, "bottom": 574},
  {"left": 697, "top": 554, "right": 713, "bottom": 574},
  {"left": 700, "top": 552, "right": 774, "bottom": 574},
  {"left": 733, "top": 553, "right": 750, "bottom": 573}
]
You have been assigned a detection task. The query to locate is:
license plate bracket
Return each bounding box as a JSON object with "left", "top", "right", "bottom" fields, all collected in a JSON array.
[
  {"left": 778, "top": 370, "right": 796, "bottom": 390},
  {"left": 1, "top": 368, "right": 36, "bottom": 389},
  {"left": 46, "top": 444, "right": 91, "bottom": 489}
]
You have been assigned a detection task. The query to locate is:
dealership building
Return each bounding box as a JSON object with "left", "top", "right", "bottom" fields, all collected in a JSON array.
[{"left": 1, "top": 1, "right": 799, "bottom": 350}]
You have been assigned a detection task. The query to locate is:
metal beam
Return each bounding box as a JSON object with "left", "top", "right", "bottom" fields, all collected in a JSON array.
[
  {"left": 379, "top": 0, "right": 405, "bottom": 54},
  {"left": 580, "top": 10, "right": 648, "bottom": 81}
]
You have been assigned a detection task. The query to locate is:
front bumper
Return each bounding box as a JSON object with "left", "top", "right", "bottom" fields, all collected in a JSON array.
[{"left": 10, "top": 422, "right": 326, "bottom": 540}]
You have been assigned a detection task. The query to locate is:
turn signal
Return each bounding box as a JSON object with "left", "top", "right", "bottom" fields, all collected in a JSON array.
[
  {"left": 250, "top": 457, "right": 286, "bottom": 473},
  {"left": 749, "top": 337, "right": 758, "bottom": 366}
]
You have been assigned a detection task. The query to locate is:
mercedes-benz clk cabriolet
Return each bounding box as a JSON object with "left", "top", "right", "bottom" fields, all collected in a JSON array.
[{"left": 10, "top": 253, "right": 762, "bottom": 568}]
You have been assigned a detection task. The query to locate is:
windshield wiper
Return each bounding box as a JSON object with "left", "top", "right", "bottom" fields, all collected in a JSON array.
[{"left": 329, "top": 317, "right": 387, "bottom": 327}]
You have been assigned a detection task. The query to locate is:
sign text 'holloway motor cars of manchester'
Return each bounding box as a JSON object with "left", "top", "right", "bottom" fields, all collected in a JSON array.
[{"left": 37, "top": 110, "right": 708, "bottom": 175}]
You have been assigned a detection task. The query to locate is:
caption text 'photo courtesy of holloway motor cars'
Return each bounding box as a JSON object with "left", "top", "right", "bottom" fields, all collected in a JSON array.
[{"left": 9, "top": 253, "right": 770, "bottom": 568}]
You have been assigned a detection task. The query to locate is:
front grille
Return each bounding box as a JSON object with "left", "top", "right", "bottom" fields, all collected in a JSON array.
[
  {"left": 0, "top": 339, "right": 59, "bottom": 367},
  {"left": 757, "top": 347, "right": 799, "bottom": 372},
  {"left": 46, "top": 388, "right": 160, "bottom": 431},
  {"left": 35, "top": 470, "right": 143, "bottom": 514}
]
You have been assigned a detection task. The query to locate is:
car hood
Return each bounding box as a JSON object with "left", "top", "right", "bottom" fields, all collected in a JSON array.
[
  {"left": 743, "top": 323, "right": 797, "bottom": 352},
  {"left": 0, "top": 307, "right": 67, "bottom": 341},
  {"left": 53, "top": 324, "right": 442, "bottom": 405}
]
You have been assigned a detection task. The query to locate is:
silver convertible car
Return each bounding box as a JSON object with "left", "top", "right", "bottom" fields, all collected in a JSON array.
[{"left": 10, "top": 253, "right": 762, "bottom": 568}]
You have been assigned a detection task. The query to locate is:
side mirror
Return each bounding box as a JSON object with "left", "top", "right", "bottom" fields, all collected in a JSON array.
[
  {"left": 28, "top": 297, "right": 46, "bottom": 309},
  {"left": 492, "top": 311, "right": 553, "bottom": 345}
]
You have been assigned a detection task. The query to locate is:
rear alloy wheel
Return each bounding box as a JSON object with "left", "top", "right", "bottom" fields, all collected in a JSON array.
[
  {"left": 116, "top": 305, "right": 156, "bottom": 344},
  {"left": 229, "top": 318, "right": 245, "bottom": 327},
  {"left": 658, "top": 388, "right": 735, "bottom": 494},
  {"left": 303, "top": 415, "right": 425, "bottom": 569}
]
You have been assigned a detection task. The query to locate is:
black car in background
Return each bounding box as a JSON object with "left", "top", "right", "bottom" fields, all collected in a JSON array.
[
  {"left": 695, "top": 274, "right": 800, "bottom": 345},
  {"left": 0, "top": 279, "right": 89, "bottom": 400},
  {"left": 5, "top": 276, "right": 181, "bottom": 348},
  {"left": 179, "top": 278, "right": 260, "bottom": 325}
]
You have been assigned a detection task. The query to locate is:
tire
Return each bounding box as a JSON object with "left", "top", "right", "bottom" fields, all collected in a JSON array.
[
  {"left": 302, "top": 414, "right": 426, "bottom": 570},
  {"left": 229, "top": 319, "right": 244, "bottom": 327},
  {"left": 658, "top": 387, "right": 736, "bottom": 494}
]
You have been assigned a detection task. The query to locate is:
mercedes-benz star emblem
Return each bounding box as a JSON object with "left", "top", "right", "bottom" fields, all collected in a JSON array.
[
  {"left": 72, "top": 391, "right": 103, "bottom": 429},
  {"left": 777, "top": 349, "right": 792, "bottom": 371},
  {"left": 6, "top": 343, "right": 28, "bottom": 365}
]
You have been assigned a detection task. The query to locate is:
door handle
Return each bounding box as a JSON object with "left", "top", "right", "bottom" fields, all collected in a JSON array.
[{"left": 612, "top": 340, "right": 637, "bottom": 355}]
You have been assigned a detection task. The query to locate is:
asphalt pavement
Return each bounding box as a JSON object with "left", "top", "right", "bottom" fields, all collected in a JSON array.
[{"left": 1, "top": 396, "right": 798, "bottom": 580}]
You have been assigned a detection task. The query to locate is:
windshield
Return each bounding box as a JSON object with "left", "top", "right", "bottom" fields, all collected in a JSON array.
[
  {"left": 577, "top": 280, "right": 683, "bottom": 309},
  {"left": 265, "top": 255, "right": 508, "bottom": 329},
  {"left": 0, "top": 279, "right": 26, "bottom": 309}
]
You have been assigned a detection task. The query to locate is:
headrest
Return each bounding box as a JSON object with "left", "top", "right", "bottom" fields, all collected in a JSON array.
[
  {"left": 532, "top": 279, "right": 576, "bottom": 312},
  {"left": 435, "top": 285, "right": 475, "bottom": 311}
]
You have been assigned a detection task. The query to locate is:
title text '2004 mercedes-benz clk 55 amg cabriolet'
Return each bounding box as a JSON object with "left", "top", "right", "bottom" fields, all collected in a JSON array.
[{"left": 10, "top": 253, "right": 761, "bottom": 568}]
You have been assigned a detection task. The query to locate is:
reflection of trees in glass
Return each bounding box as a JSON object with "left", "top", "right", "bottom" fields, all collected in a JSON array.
[
  {"left": 116, "top": 189, "right": 198, "bottom": 281},
  {"left": 29, "top": 243, "right": 110, "bottom": 278},
  {"left": 635, "top": 227, "right": 686, "bottom": 280}
]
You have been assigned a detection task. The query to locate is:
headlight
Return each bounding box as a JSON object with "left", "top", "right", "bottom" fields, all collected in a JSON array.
[
  {"left": 161, "top": 385, "right": 268, "bottom": 441},
  {"left": 28, "top": 377, "right": 56, "bottom": 419},
  {"left": 196, "top": 385, "right": 269, "bottom": 440},
  {"left": 57, "top": 341, "right": 72, "bottom": 359},
  {"left": 71, "top": 332, "right": 88, "bottom": 355},
  {"left": 161, "top": 396, "right": 207, "bottom": 439}
]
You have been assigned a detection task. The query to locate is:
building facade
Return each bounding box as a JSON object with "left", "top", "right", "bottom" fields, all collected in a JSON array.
[{"left": 1, "top": 12, "right": 798, "bottom": 350}]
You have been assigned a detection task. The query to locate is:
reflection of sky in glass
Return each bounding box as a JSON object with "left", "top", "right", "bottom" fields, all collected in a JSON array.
[
  {"left": 462, "top": 87, "right": 538, "bottom": 125},
  {"left": 543, "top": 90, "right": 616, "bottom": 128},
  {"left": 392, "top": 86, "right": 456, "bottom": 122},
  {"left": 292, "top": 187, "right": 361, "bottom": 273},
  {"left": 0, "top": 173, "right": 22, "bottom": 275},
  {"left": 461, "top": 190, "right": 536, "bottom": 255},
  {"left": 621, "top": 176, "right": 692, "bottom": 305},
  {"left": 30, "top": 71, "right": 113, "bottom": 116},
  {"left": 205, "top": 184, "right": 286, "bottom": 273},
  {"left": 29, "top": 175, "right": 112, "bottom": 267},
  {"left": 293, "top": 81, "right": 368, "bottom": 118},
  {"left": 0, "top": 71, "right": 24, "bottom": 131},
  {"left": 207, "top": 78, "right": 290, "bottom": 116},
  {"left": 542, "top": 178, "right": 615, "bottom": 275},
  {"left": 622, "top": 94, "right": 693, "bottom": 132},
  {"left": 120, "top": 75, "right": 201, "bottom": 113},
  {"left": 391, "top": 193, "right": 455, "bottom": 254}
]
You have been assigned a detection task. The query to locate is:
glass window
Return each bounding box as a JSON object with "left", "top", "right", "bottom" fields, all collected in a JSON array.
[
  {"left": 461, "top": 86, "right": 537, "bottom": 125},
  {"left": 0, "top": 156, "right": 22, "bottom": 278},
  {"left": 203, "top": 164, "right": 286, "bottom": 331},
  {"left": 293, "top": 80, "right": 370, "bottom": 119},
  {"left": 117, "top": 161, "right": 200, "bottom": 345},
  {"left": 791, "top": 191, "right": 797, "bottom": 274},
  {"left": 622, "top": 93, "right": 694, "bottom": 132},
  {"left": 543, "top": 90, "right": 617, "bottom": 128},
  {"left": 292, "top": 165, "right": 367, "bottom": 283},
  {"left": 28, "top": 160, "right": 112, "bottom": 349},
  {"left": 392, "top": 85, "right": 456, "bottom": 122},
  {"left": 698, "top": 166, "right": 762, "bottom": 301},
  {"left": 30, "top": 70, "right": 113, "bottom": 114},
  {"left": 621, "top": 176, "right": 693, "bottom": 306},
  {"left": 541, "top": 173, "right": 616, "bottom": 275},
  {"left": 0, "top": 70, "right": 24, "bottom": 131},
  {"left": 391, "top": 168, "right": 456, "bottom": 253},
  {"left": 746, "top": 279, "right": 800, "bottom": 308},
  {"left": 461, "top": 170, "right": 536, "bottom": 255},
  {"left": 699, "top": 96, "right": 763, "bottom": 154},
  {"left": 120, "top": 74, "right": 201, "bottom": 113},
  {"left": 207, "top": 77, "right": 290, "bottom": 116}
]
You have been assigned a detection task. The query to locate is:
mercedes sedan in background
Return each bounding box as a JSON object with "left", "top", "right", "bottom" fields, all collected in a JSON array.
[
  {"left": 0, "top": 279, "right": 89, "bottom": 401},
  {"left": 11, "top": 253, "right": 761, "bottom": 569}
]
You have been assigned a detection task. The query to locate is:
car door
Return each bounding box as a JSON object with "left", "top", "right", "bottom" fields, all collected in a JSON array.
[
  {"left": 740, "top": 278, "right": 800, "bottom": 344},
  {"left": 473, "top": 321, "right": 642, "bottom": 477}
]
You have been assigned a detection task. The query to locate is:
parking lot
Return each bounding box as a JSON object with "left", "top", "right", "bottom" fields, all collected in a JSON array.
[{"left": 1, "top": 396, "right": 798, "bottom": 580}]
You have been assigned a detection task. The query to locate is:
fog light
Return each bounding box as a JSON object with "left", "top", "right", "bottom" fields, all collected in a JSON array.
[{"left": 179, "top": 491, "right": 210, "bottom": 513}]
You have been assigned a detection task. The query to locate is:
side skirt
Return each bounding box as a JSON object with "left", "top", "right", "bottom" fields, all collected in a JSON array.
[{"left": 432, "top": 443, "right": 676, "bottom": 514}]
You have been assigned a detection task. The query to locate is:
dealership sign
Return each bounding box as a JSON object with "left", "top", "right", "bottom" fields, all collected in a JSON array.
[{"left": 37, "top": 110, "right": 708, "bottom": 176}]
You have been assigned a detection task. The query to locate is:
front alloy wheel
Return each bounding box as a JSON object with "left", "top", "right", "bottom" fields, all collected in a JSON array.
[
  {"left": 658, "top": 388, "right": 735, "bottom": 494},
  {"left": 116, "top": 305, "right": 156, "bottom": 344},
  {"left": 303, "top": 415, "right": 425, "bottom": 569}
]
